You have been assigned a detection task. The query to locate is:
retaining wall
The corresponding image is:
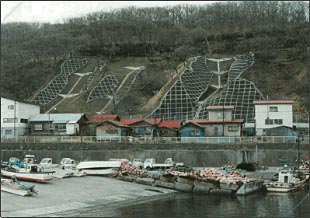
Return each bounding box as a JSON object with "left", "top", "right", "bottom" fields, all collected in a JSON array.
[{"left": 1, "top": 142, "right": 309, "bottom": 167}]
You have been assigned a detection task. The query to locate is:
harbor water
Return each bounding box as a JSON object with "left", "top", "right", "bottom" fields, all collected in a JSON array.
[{"left": 82, "top": 190, "right": 310, "bottom": 217}]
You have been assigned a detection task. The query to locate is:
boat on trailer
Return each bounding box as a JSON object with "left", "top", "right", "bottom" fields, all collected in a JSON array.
[
  {"left": 1, "top": 164, "right": 55, "bottom": 183},
  {"left": 1, "top": 176, "right": 38, "bottom": 196},
  {"left": 264, "top": 168, "right": 309, "bottom": 193},
  {"left": 76, "top": 161, "right": 121, "bottom": 176}
]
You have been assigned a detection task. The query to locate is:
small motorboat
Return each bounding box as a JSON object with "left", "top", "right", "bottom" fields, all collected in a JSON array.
[
  {"left": 1, "top": 164, "right": 55, "bottom": 183},
  {"left": 76, "top": 160, "right": 121, "bottom": 176},
  {"left": 264, "top": 167, "right": 309, "bottom": 193},
  {"left": 1, "top": 175, "right": 38, "bottom": 196}
]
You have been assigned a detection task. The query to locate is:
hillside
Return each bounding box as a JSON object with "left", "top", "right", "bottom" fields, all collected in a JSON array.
[{"left": 1, "top": 2, "right": 309, "bottom": 119}]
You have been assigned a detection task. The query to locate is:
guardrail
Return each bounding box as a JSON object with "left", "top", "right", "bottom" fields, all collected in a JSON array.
[{"left": 1, "top": 135, "right": 308, "bottom": 144}]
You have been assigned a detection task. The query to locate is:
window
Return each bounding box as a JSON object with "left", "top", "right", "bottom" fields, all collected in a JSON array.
[
  {"left": 217, "top": 112, "right": 223, "bottom": 119},
  {"left": 20, "top": 118, "right": 28, "bottom": 123},
  {"left": 34, "top": 124, "right": 42, "bottom": 131},
  {"left": 269, "top": 106, "right": 278, "bottom": 112},
  {"left": 274, "top": 119, "right": 283, "bottom": 125},
  {"left": 106, "top": 130, "right": 118, "bottom": 135},
  {"left": 265, "top": 119, "right": 273, "bottom": 125},
  {"left": 189, "top": 130, "right": 200, "bottom": 137},
  {"left": 144, "top": 127, "right": 152, "bottom": 134},
  {"left": 4, "top": 129, "right": 13, "bottom": 135},
  {"left": 134, "top": 128, "right": 142, "bottom": 135},
  {"left": 3, "top": 118, "right": 18, "bottom": 123},
  {"left": 8, "top": 105, "right": 14, "bottom": 110},
  {"left": 228, "top": 126, "right": 239, "bottom": 132},
  {"left": 54, "top": 124, "right": 66, "bottom": 132},
  {"left": 265, "top": 119, "right": 283, "bottom": 125}
]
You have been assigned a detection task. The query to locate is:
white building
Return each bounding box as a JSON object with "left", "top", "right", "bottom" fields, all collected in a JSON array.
[
  {"left": 1, "top": 97, "right": 40, "bottom": 137},
  {"left": 253, "top": 100, "right": 294, "bottom": 136},
  {"left": 29, "top": 113, "right": 86, "bottom": 136}
]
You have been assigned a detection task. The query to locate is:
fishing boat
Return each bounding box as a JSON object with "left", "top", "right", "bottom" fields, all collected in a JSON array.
[
  {"left": 264, "top": 168, "right": 308, "bottom": 193},
  {"left": 1, "top": 164, "right": 55, "bottom": 183},
  {"left": 76, "top": 160, "right": 121, "bottom": 176},
  {"left": 1, "top": 176, "right": 38, "bottom": 196}
]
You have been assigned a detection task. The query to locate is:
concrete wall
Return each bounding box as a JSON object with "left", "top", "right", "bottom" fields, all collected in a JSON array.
[{"left": 2, "top": 142, "right": 309, "bottom": 167}]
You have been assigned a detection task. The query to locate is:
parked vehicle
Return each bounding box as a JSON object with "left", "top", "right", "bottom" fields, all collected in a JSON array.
[
  {"left": 143, "top": 158, "right": 184, "bottom": 170},
  {"left": 59, "top": 158, "right": 76, "bottom": 170},
  {"left": 133, "top": 159, "right": 144, "bottom": 169},
  {"left": 23, "top": 155, "right": 36, "bottom": 165},
  {"left": 39, "top": 158, "right": 59, "bottom": 170}
]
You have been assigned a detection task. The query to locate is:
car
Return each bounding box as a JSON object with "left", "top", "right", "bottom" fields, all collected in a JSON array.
[
  {"left": 60, "top": 158, "right": 76, "bottom": 170},
  {"left": 132, "top": 159, "right": 144, "bottom": 169}
]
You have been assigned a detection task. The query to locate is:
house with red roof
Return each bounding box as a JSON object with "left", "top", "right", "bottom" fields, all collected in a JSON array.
[
  {"left": 96, "top": 120, "right": 130, "bottom": 141},
  {"left": 87, "top": 114, "right": 120, "bottom": 135},
  {"left": 120, "top": 118, "right": 161, "bottom": 137},
  {"left": 157, "top": 120, "right": 181, "bottom": 137}
]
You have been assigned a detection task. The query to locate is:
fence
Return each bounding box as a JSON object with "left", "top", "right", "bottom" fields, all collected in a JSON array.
[{"left": 1, "top": 135, "right": 308, "bottom": 144}]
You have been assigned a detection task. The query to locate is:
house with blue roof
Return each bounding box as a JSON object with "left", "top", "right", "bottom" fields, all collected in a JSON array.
[{"left": 29, "top": 113, "right": 88, "bottom": 136}]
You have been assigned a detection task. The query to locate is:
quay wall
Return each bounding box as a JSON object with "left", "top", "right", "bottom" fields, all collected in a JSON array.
[{"left": 1, "top": 143, "right": 309, "bottom": 167}]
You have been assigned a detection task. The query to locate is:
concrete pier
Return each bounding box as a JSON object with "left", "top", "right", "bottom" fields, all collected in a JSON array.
[{"left": 1, "top": 176, "right": 176, "bottom": 217}]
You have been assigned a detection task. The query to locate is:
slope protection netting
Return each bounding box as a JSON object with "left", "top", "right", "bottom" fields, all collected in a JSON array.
[
  {"left": 31, "top": 58, "right": 88, "bottom": 105},
  {"left": 228, "top": 52, "right": 254, "bottom": 81},
  {"left": 86, "top": 74, "right": 119, "bottom": 103},
  {"left": 80, "top": 65, "right": 104, "bottom": 93},
  {"left": 149, "top": 56, "right": 213, "bottom": 120},
  {"left": 149, "top": 79, "right": 196, "bottom": 120},
  {"left": 197, "top": 78, "right": 264, "bottom": 122},
  {"left": 182, "top": 56, "right": 213, "bottom": 101},
  {"left": 148, "top": 53, "right": 264, "bottom": 122}
]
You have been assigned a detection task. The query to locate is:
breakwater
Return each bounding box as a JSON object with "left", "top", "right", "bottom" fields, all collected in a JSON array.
[
  {"left": 1, "top": 142, "right": 309, "bottom": 167},
  {"left": 117, "top": 172, "right": 265, "bottom": 196}
]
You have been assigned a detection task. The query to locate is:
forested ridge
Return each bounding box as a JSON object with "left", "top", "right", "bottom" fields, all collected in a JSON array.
[{"left": 1, "top": 1, "right": 309, "bottom": 112}]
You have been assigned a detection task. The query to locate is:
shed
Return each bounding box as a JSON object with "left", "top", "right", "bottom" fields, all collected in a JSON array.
[{"left": 263, "top": 125, "right": 297, "bottom": 136}]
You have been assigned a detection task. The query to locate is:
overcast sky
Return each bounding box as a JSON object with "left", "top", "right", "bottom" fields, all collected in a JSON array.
[{"left": 1, "top": 1, "right": 217, "bottom": 24}]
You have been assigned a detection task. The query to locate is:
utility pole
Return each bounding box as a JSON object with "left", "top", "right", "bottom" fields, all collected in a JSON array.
[
  {"left": 13, "top": 99, "right": 17, "bottom": 138},
  {"left": 222, "top": 104, "right": 225, "bottom": 136}
]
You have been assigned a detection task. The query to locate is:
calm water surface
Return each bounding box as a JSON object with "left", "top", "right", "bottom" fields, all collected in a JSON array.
[{"left": 115, "top": 190, "right": 310, "bottom": 217}]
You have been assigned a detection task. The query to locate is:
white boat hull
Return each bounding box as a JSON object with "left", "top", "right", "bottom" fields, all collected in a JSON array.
[
  {"left": 79, "top": 168, "right": 118, "bottom": 176},
  {"left": 1, "top": 179, "right": 34, "bottom": 196},
  {"left": 1, "top": 185, "right": 31, "bottom": 196},
  {"left": 265, "top": 176, "right": 308, "bottom": 193},
  {"left": 1, "top": 169, "right": 55, "bottom": 183},
  {"left": 77, "top": 161, "right": 121, "bottom": 176}
]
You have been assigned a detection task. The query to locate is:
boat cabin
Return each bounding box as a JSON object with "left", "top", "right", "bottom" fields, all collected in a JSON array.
[
  {"left": 278, "top": 169, "right": 298, "bottom": 183},
  {"left": 25, "top": 164, "right": 40, "bottom": 173}
]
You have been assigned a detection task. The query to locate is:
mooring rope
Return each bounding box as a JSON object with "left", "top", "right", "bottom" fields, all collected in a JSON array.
[{"left": 293, "top": 192, "right": 310, "bottom": 211}]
